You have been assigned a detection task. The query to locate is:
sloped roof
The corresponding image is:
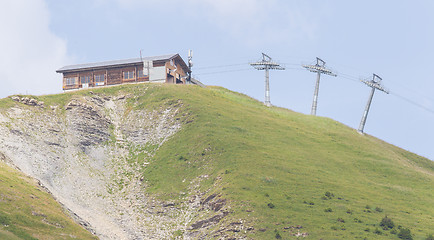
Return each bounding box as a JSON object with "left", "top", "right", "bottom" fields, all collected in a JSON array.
[{"left": 56, "top": 54, "right": 188, "bottom": 73}]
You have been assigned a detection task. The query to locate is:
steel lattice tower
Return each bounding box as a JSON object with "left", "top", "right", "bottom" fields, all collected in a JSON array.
[
  {"left": 358, "top": 73, "right": 389, "bottom": 133},
  {"left": 303, "top": 57, "right": 337, "bottom": 115},
  {"left": 250, "top": 53, "right": 285, "bottom": 107}
]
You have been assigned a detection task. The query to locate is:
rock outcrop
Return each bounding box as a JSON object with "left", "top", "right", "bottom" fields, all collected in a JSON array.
[{"left": 0, "top": 91, "right": 197, "bottom": 239}]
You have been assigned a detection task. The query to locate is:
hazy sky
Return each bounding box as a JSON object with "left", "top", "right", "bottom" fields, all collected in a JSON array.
[{"left": 1, "top": 0, "right": 433, "bottom": 161}]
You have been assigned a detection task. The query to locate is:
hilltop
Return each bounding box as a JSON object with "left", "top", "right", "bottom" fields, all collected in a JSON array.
[{"left": 0, "top": 83, "right": 433, "bottom": 239}]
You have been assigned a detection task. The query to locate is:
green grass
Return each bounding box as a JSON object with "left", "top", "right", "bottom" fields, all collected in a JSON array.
[
  {"left": 118, "top": 84, "right": 433, "bottom": 239},
  {"left": 0, "top": 83, "right": 433, "bottom": 239},
  {"left": 0, "top": 162, "right": 97, "bottom": 240}
]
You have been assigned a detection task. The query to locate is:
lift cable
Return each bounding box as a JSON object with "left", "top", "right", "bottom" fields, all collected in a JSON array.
[{"left": 192, "top": 60, "right": 434, "bottom": 115}]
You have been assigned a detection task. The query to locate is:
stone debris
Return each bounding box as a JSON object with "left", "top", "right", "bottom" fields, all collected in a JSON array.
[
  {"left": 11, "top": 96, "right": 45, "bottom": 108},
  {"left": 0, "top": 92, "right": 243, "bottom": 240},
  {"left": 0, "top": 93, "right": 195, "bottom": 240}
]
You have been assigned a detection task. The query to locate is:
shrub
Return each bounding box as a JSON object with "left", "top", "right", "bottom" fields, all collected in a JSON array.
[
  {"left": 274, "top": 229, "right": 282, "bottom": 239},
  {"left": 331, "top": 226, "right": 338, "bottom": 230},
  {"left": 375, "top": 207, "right": 383, "bottom": 212},
  {"left": 391, "top": 229, "right": 397, "bottom": 234},
  {"left": 426, "top": 234, "right": 434, "bottom": 240},
  {"left": 374, "top": 228, "right": 382, "bottom": 235},
  {"left": 337, "top": 217, "right": 345, "bottom": 223},
  {"left": 267, "top": 203, "right": 275, "bottom": 209},
  {"left": 0, "top": 214, "right": 10, "bottom": 226},
  {"left": 324, "top": 208, "right": 333, "bottom": 212},
  {"left": 365, "top": 205, "right": 371, "bottom": 210},
  {"left": 346, "top": 209, "right": 352, "bottom": 214},
  {"left": 324, "top": 191, "right": 334, "bottom": 199},
  {"left": 398, "top": 228, "right": 413, "bottom": 240},
  {"left": 380, "top": 216, "right": 395, "bottom": 230}
]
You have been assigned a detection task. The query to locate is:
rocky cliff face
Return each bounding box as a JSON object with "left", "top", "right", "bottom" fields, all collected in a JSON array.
[{"left": 0, "top": 90, "right": 206, "bottom": 239}]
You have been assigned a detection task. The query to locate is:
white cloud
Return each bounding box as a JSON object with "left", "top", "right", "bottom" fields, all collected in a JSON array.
[{"left": 0, "top": 0, "right": 69, "bottom": 98}]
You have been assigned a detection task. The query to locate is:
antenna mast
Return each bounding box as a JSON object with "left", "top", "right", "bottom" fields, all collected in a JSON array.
[
  {"left": 250, "top": 53, "right": 285, "bottom": 107},
  {"left": 303, "top": 57, "right": 337, "bottom": 115},
  {"left": 358, "top": 73, "right": 389, "bottom": 134},
  {"left": 187, "top": 50, "right": 193, "bottom": 84}
]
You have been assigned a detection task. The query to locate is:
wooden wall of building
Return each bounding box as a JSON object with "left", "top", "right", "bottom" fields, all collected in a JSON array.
[{"left": 62, "top": 59, "right": 188, "bottom": 91}]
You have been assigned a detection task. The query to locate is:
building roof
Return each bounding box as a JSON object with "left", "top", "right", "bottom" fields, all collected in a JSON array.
[{"left": 56, "top": 53, "right": 189, "bottom": 73}]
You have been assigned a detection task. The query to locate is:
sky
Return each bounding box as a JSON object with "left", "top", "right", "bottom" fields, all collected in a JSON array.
[{"left": 1, "top": 0, "right": 433, "bottom": 161}]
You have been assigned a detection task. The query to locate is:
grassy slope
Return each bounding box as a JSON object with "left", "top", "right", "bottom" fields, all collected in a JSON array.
[
  {"left": 124, "top": 84, "right": 433, "bottom": 239},
  {"left": 1, "top": 83, "right": 433, "bottom": 239},
  {"left": 0, "top": 162, "right": 97, "bottom": 240}
]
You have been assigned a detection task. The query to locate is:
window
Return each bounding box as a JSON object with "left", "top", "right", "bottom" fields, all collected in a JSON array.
[
  {"left": 80, "top": 76, "right": 91, "bottom": 84},
  {"left": 137, "top": 69, "right": 147, "bottom": 78},
  {"left": 95, "top": 74, "right": 105, "bottom": 83},
  {"left": 123, "top": 71, "right": 135, "bottom": 79},
  {"left": 65, "top": 77, "right": 77, "bottom": 86}
]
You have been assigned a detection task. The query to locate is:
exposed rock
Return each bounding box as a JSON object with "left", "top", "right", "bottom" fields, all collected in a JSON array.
[
  {"left": 0, "top": 94, "right": 194, "bottom": 240},
  {"left": 190, "top": 213, "right": 226, "bottom": 230},
  {"left": 0, "top": 92, "right": 241, "bottom": 240},
  {"left": 10, "top": 96, "right": 45, "bottom": 108}
]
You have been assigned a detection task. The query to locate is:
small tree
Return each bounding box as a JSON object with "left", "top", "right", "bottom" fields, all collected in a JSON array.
[
  {"left": 398, "top": 228, "right": 413, "bottom": 240},
  {"left": 380, "top": 216, "right": 394, "bottom": 230}
]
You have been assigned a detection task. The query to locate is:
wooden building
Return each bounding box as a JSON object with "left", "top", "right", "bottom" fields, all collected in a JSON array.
[{"left": 56, "top": 54, "right": 191, "bottom": 91}]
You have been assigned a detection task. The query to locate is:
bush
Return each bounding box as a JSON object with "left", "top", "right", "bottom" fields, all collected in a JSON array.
[
  {"left": 274, "top": 229, "right": 282, "bottom": 239},
  {"left": 324, "top": 208, "right": 332, "bottom": 212},
  {"left": 398, "top": 228, "right": 413, "bottom": 240},
  {"left": 374, "top": 228, "right": 382, "bottom": 235},
  {"left": 324, "top": 191, "right": 334, "bottom": 199},
  {"left": 426, "top": 234, "right": 434, "bottom": 240},
  {"left": 375, "top": 207, "right": 383, "bottom": 212},
  {"left": 337, "top": 217, "right": 345, "bottom": 223},
  {"left": 267, "top": 203, "right": 275, "bottom": 209},
  {"left": 0, "top": 214, "right": 10, "bottom": 226},
  {"left": 380, "top": 216, "right": 395, "bottom": 230}
]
